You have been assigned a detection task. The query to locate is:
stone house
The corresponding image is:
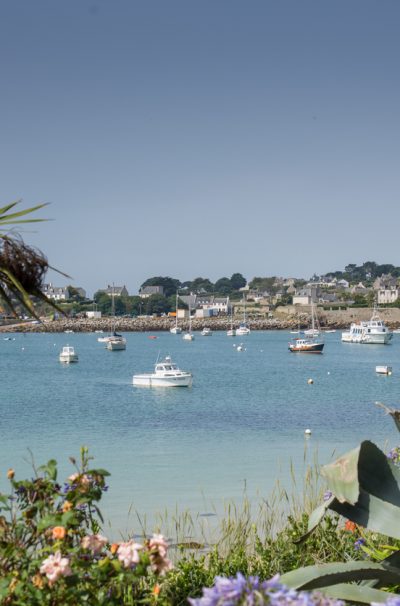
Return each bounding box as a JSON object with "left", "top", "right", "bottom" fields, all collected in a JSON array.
[{"left": 139, "top": 285, "right": 164, "bottom": 298}]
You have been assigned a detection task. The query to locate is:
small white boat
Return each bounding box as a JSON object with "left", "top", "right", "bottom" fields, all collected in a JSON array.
[
  {"left": 182, "top": 302, "right": 195, "bottom": 341},
  {"left": 106, "top": 334, "right": 126, "bottom": 351},
  {"left": 393, "top": 329, "right": 400, "bottom": 334},
  {"left": 236, "top": 323, "right": 250, "bottom": 336},
  {"left": 324, "top": 329, "right": 337, "bottom": 333},
  {"left": 59, "top": 345, "right": 78, "bottom": 363},
  {"left": 236, "top": 343, "right": 245, "bottom": 351},
  {"left": 376, "top": 365, "right": 392, "bottom": 375},
  {"left": 201, "top": 327, "right": 212, "bottom": 336},
  {"left": 64, "top": 329, "right": 74, "bottom": 334},
  {"left": 227, "top": 328, "right": 236, "bottom": 337},
  {"left": 170, "top": 292, "right": 182, "bottom": 334},
  {"left": 133, "top": 355, "right": 192, "bottom": 387},
  {"left": 304, "top": 328, "right": 320, "bottom": 337}
]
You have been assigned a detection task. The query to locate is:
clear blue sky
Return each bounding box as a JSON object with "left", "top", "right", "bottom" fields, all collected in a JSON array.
[{"left": 1, "top": 0, "right": 399, "bottom": 297}]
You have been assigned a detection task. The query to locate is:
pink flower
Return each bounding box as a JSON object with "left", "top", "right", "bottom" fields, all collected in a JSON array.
[
  {"left": 117, "top": 540, "right": 143, "bottom": 568},
  {"left": 148, "top": 533, "right": 173, "bottom": 575},
  {"left": 40, "top": 551, "right": 72, "bottom": 584},
  {"left": 149, "top": 534, "right": 168, "bottom": 558},
  {"left": 81, "top": 533, "right": 108, "bottom": 555}
]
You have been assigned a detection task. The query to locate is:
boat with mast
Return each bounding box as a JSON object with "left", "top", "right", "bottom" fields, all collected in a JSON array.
[
  {"left": 182, "top": 300, "right": 194, "bottom": 341},
  {"left": 289, "top": 301, "right": 324, "bottom": 353},
  {"left": 236, "top": 296, "right": 250, "bottom": 335},
  {"left": 170, "top": 292, "right": 182, "bottom": 334},
  {"left": 227, "top": 299, "right": 236, "bottom": 336},
  {"left": 106, "top": 285, "right": 126, "bottom": 351}
]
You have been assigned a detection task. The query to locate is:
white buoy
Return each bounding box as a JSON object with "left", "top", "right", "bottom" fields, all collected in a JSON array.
[
  {"left": 307, "top": 378, "right": 314, "bottom": 384},
  {"left": 305, "top": 428, "right": 312, "bottom": 435},
  {"left": 327, "top": 371, "right": 330, "bottom": 375}
]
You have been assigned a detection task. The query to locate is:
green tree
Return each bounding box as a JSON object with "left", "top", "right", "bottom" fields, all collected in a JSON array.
[
  {"left": 230, "top": 272, "right": 246, "bottom": 290},
  {"left": 144, "top": 294, "right": 171, "bottom": 315},
  {"left": 140, "top": 276, "right": 181, "bottom": 298},
  {"left": 214, "top": 277, "right": 233, "bottom": 295},
  {"left": 187, "top": 277, "right": 214, "bottom": 293}
]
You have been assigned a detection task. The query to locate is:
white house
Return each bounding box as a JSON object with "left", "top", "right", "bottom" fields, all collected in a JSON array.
[{"left": 43, "top": 283, "right": 71, "bottom": 301}]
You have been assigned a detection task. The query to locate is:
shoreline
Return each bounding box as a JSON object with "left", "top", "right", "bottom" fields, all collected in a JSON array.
[{"left": 2, "top": 307, "right": 400, "bottom": 333}]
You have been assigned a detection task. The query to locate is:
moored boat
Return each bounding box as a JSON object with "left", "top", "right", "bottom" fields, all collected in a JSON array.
[
  {"left": 201, "top": 327, "right": 212, "bottom": 336},
  {"left": 288, "top": 338, "right": 324, "bottom": 354},
  {"left": 59, "top": 345, "right": 79, "bottom": 363},
  {"left": 132, "top": 355, "right": 192, "bottom": 387},
  {"left": 341, "top": 308, "right": 392, "bottom": 344}
]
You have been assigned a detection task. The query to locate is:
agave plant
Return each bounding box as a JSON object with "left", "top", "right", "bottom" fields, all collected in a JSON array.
[
  {"left": 0, "top": 200, "right": 67, "bottom": 318},
  {"left": 281, "top": 407, "right": 400, "bottom": 603}
]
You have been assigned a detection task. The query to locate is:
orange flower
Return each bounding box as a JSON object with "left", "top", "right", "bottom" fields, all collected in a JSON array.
[
  {"left": 153, "top": 584, "right": 161, "bottom": 596},
  {"left": 110, "top": 543, "right": 119, "bottom": 555},
  {"left": 62, "top": 501, "right": 73, "bottom": 513},
  {"left": 32, "top": 574, "right": 45, "bottom": 589},
  {"left": 7, "top": 468, "right": 15, "bottom": 480},
  {"left": 345, "top": 520, "right": 356, "bottom": 532},
  {"left": 52, "top": 526, "right": 66, "bottom": 540}
]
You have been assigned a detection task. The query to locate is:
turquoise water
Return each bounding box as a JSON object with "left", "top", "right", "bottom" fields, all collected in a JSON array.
[{"left": 1, "top": 330, "right": 400, "bottom": 536}]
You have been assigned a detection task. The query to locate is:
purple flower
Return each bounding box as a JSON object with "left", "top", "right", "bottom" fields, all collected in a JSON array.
[
  {"left": 323, "top": 491, "right": 333, "bottom": 501},
  {"left": 189, "top": 574, "right": 344, "bottom": 606},
  {"left": 354, "top": 538, "right": 365, "bottom": 550}
]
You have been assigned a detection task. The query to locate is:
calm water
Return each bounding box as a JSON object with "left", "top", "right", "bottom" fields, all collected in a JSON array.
[{"left": 1, "top": 330, "right": 400, "bottom": 536}]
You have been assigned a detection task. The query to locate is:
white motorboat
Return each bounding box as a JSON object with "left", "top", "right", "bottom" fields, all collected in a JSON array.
[
  {"left": 170, "top": 292, "right": 182, "bottom": 334},
  {"left": 59, "top": 345, "right": 79, "bottom": 363},
  {"left": 201, "top": 327, "right": 212, "bottom": 336},
  {"left": 106, "top": 334, "right": 126, "bottom": 351},
  {"left": 341, "top": 308, "right": 392, "bottom": 344},
  {"left": 376, "top": 365, "right": 392, "bottom": 375},
  {"left": 133, "top": 355, "right": 193, "bottom": 387}
]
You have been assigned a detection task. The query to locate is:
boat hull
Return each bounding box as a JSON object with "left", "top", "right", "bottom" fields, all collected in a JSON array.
[
  {"left": 341, "top": 332, "right": 392, "bottom": 344},
  {"left": 289, "top": 342, "right": 324, "bottom": 353},
  {"left": 59, "top": 354, "right": 79, "bottom": 363},
  {"left": 106, "top": 339, "right": 126, "bottom": 351},
  {"left": 132, "top": 374, "right": 192, "bottom": 387},
  {"left": 170, "top": 327, "right": 182, "bottom": 334}
]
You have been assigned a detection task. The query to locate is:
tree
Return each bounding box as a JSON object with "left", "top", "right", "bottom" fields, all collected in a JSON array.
[
  {"left": 187, "top": 277, "right": 214, "bottom": 293},
  {"left": 140, "top": 276, "right": 181, "bottom": 298},
  {"left": 214, "top": 277, "right": 233, "bottom": 295},
  {"left": 230, "top": 273, "right": 246, "bottom": 290},
  {"left": 144, "top": 294, "right": 171, "bottom": 315}
]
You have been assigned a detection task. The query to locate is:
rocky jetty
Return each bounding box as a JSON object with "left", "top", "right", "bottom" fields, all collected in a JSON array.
[{"left": 2, "top": 306, "right": 400, "bottom": 333}]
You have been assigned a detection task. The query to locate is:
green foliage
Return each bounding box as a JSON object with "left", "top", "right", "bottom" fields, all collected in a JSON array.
[
  {"left": 140, "top": 277, "right": 181, "bottom": 298},
  {"left": 230, "top": 273, "right": 247, "bottom": 290},
  {"left": 214, "top": 277, "right": 233, "bottom": 295},
  {"left": 0, "top": 448, "right": 173, "bottom": 605},
  {"left": 281, "top": 438, "right": 400, "bottom": 602}
]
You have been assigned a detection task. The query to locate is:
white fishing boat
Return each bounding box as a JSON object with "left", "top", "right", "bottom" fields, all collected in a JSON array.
[
  {"left": 59, "top": 345, "right": 79, "bottom": 363},
  {"left": 132, "top": 355, "right": 192, "bottom": 387},
  {"left": 341, "top": 307, "right": 392, "bottom": 344},
  {"left": 170, "top": 292, "right": 182, "bottom": 334},
  {"left": 376, "top": 365, "right": 392, "bottom": 375},
  {"left": 201, "top": 327, "right": 212, "bottom": 336}
]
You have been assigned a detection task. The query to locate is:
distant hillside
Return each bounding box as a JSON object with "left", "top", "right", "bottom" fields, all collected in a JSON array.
[{"left": 323, "top": 261, "right": 400, "bottom": 283}]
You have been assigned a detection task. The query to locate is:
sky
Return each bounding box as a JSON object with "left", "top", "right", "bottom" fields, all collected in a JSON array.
[{"left": 1, "top": 0, "right": 399, "bottom": 297}]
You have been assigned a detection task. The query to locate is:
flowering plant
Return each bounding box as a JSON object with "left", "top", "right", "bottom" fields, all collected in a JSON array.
[{"left": 0, "top": 447, "right": 172, "bottom": 604}]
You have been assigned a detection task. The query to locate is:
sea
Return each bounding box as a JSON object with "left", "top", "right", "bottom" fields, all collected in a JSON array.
[{"left": 1, "top": 329, "right": 400, "bottom": 539}]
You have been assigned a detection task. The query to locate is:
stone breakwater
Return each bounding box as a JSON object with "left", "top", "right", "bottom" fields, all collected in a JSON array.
[{"left": 2, "top": 307, "right": 400, "bottom": 333}]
